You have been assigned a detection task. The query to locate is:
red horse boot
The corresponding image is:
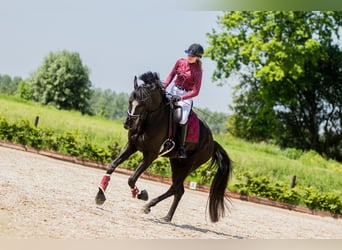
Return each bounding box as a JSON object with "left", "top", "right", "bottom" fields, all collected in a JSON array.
[
  {"left": 99, "top": 174, "right": 111, "bottom": 193},
  {"left": 131, "top": 186, "right": 139, "bottom": 198},
  {"left": 131, "top": 186, "right": 149, "bottom": 201},
  {"left": 95, "top": 174, "right": 110, "bottom": 205}
]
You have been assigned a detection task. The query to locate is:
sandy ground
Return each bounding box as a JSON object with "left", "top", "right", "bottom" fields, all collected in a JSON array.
[{"left": 0, "top": 145, "right": 341, "bottom": 239}]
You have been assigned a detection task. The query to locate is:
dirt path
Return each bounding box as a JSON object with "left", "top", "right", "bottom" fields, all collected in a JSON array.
[{"left": 0, "top": 146, "right": 341, "bottom": 239}]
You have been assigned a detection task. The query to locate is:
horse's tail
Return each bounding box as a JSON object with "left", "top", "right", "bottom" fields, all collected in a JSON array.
[{"left": 208, "top": 141, "right": 232, "bottom": 223}]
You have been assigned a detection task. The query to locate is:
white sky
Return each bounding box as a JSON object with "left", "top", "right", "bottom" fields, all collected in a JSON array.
[{"left": 0, "top": 0, "right": 234, "bottom": 113}]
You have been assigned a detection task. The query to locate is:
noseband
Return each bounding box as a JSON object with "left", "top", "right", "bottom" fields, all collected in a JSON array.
[
  {"left": 127, "top": 98, "right": 166, "bottom": 120},
  {"left": 127, "top": 109, "right": 141, "bottom": 119},
  {"left": 126, "top": 95, "right": 149, "bottom": 121},
  {"left": 125, "top": 86, "right": 168, "bottom": 130}
]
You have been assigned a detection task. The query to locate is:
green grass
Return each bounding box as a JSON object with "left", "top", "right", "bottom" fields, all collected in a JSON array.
[
  {"left": 0, "top": 94, "right": 127, "bottom": 147},
  {"left": 1, "top": 94, "right": 342, "bottom": 197},
  {"left": 215, "top": 135, "right": 342, "bottom": 195}
]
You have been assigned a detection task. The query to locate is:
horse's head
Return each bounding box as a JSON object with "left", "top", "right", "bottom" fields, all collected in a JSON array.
[{"left": 124, "top": 71, "right": 167, "bottom": 130}]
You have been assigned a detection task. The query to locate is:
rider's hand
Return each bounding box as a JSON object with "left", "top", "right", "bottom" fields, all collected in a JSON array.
[{"left": 171, "top": 95, "right": 182, "bottom": 102}]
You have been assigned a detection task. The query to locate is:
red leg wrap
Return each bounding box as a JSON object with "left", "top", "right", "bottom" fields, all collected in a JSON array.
[
  {"left": 99, "top": 174, "right": 110, "bottom": 192},
  {"left": 131, "top": 186, "right": 139, "bottom": 198}
]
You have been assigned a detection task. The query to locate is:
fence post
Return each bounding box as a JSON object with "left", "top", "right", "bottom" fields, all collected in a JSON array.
[
  {"left": 34, "top": 116, "right": 39, "bottom": 127},
  {"left": 291, "top": 175, "right": 297, "bottom": 188}
]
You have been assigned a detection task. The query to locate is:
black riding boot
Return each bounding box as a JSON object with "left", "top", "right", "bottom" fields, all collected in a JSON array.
[{"left": 178, "top": 123, "right": 188, "bottom": 158}]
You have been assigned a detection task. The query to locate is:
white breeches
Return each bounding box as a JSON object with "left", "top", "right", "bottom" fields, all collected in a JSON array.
[{"left": 171, "top": 85, "right": 193, "bottom": 125}]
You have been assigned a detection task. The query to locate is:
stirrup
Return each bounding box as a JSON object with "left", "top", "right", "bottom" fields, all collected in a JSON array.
[{"left": 159, "top": 139, "right": 175, "bottom": 156}]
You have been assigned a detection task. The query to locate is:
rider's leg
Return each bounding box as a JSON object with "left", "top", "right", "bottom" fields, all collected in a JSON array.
[
  {"left": 177, "top": 122, "right": 188, "bottom": 158},
  {"left": 177, "top": 99, "right": 192, "bottom": 158},
  {"left": 170, "top": 85, "right": 193, "bottom": 158}
]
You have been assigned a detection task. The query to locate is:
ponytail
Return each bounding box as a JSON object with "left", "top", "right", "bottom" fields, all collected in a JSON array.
[{"left": 196, "top": 58, "right": 203, "bottom": 71}]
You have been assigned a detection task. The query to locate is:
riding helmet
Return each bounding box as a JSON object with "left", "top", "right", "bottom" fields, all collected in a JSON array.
[{"left": 185, "top": 43, "right": 204, "bottom": 58}]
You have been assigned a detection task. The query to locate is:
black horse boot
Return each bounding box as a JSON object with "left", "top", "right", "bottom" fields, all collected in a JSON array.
[{"left": 178, "top": 123, "right": 188, "bottom": 158}]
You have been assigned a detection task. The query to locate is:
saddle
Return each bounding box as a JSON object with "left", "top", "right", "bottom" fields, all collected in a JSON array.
[{"left": 159, "top": 104, "right": 199, "bottom": 156}]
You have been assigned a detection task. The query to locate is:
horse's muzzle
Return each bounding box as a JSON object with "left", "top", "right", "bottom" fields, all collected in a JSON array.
[
  {"left": 124, "top": 110, "right": 140, "bottom": 130},
  {"left": 124, "top": 118, "right": 130, "bottom": 130}
]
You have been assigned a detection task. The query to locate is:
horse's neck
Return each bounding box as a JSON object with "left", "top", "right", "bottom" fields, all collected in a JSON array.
[
  {"left": 145, "top": 105, "right": 169, "bottom": 129},
  {"left": 129, "top": 104, "right": 169, "bottom": 140}
]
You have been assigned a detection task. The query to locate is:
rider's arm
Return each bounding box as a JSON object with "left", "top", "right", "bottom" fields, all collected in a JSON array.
[
  {"left": 164, "top": 60, "right": 179, "bottom": 88},
  {"left": 181, "top": 70, "right": 202, "bottom": 100}
]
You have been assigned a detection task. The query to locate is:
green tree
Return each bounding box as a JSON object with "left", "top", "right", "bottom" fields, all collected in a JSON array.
[
  {"left": 28, "top": 50, "right": 92, "bottom": 114},
  {"left": 206, "top": 11, "right": 342, "bottom": 161},
  {"left": 16, "top": 80, "right": 33, "bottom": 100},
  {"left": 89, "top": 88, "right": 129, "bottom": 120},
  {"left": 195, "top": 107, "right": 228, "bottom": 134},
  {"left": 0, "top": 74, "right": 22, "bottom": 95}
]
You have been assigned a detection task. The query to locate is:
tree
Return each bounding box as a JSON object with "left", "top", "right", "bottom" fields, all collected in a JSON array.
[
  {"left": 16, "top": 80, "right": 33, "bottom": 100},
  {"left": 89, "top": 88, "right": 129, "bottom": 120},
  {"left": 206, "top": 11, "right": 342, "bottom": 161},
  {"left": 28, "top": 50, "right": 92, "bottom": 114},
  {"left": 194, "top": 108, "right": 228, "bottom": 134},
  {"left": 0, "top": 74, "right": 22, "bottom": 95}
]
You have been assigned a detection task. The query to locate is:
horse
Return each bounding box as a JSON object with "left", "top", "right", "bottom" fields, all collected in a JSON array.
[{"left": 95, "top": 71, "right": 232, "bottom": 223}]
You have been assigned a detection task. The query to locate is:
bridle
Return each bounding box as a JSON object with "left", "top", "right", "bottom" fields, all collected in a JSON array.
[
  {"left": 127, "top": 109, "right": 141, "bottom": 119},
  {"left": 125, "top": 87, "right": 169, "bottom": 130},
  {"left": 126, "top": 99, "right": 168, "bottom": 119}
]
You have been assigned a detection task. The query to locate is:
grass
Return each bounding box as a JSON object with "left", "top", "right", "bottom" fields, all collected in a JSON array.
[
  {"left": 0, "top": 94, "right": 127, "bottom": 147},
  {"left": 215, "top": 135, "right": 342, "bottom": 195},
  {"left": 1, "top": 94, "right": 342, "bottom": 197}
]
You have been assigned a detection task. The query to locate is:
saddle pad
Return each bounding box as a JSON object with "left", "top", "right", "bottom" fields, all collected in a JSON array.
[{"left": 186, "top": 111, "right": 199, "bottom": 143}]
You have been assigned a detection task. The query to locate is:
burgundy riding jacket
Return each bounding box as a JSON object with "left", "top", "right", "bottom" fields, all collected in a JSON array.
[{"left": 164, "top": 58, "right": 202, "bottom": 100}]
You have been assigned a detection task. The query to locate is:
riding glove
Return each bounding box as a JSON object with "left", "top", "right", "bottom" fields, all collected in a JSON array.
[{"left": 171, "top": 95, "right": 182, "bottom": 102}]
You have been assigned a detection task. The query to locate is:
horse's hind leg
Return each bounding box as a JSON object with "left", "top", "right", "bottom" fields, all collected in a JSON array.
[
  {"left": 161, "top": 184, "right": 184, "bottom": 222},
  {"left": 142, "top": 187, "right": 174, "bottom": 214},
  {"left": 142, "top": 184, "right": 184, "bottom": 223}
]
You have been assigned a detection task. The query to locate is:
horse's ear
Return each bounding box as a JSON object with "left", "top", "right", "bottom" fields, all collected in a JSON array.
[{"left": 134, "top": 76, "right": 138, "bottom": 90}]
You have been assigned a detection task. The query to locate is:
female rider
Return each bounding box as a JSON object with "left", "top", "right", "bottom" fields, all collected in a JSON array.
[{"left": 164, "top": 43, "right": 204, "bottom": 158}]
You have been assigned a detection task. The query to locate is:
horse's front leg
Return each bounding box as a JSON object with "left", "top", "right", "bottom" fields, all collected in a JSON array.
[
  {"left": 95, "top": 143, "right": 137, "bottom": 205},
  {"left": 128, "top": 154, "right": 157, "bottom": 201}
]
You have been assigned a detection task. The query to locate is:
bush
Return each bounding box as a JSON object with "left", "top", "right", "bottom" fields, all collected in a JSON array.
[
  {"left": 0, "top": 116, "right": 119, "bottom": 164},
  {"left": 285, "top": 147, "right": 303, "bottom": 160},
  {"left": 303, "top": 187, "right": 342, "bottom": 214},
  {"left": 232, "top": 172, "right": 301, "bottom": 204},
  {"left": 0, "top": 118, "right": 42, "bottom": 147},
  {"left": 232, "top": 172, "right": 341, "bottom": 214}
]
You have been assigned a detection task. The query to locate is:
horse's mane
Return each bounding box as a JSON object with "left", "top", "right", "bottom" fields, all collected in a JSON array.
[
  {"left": 139, "top": 71, "right": 161, "bottom": 85},
  {"left": 133, "top": 71, "right": 167, "bottom": 103}
]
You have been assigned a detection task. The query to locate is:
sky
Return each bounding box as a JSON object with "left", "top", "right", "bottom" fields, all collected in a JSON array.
[{"left": 0, "top": 0, "right": 234, "bottom": 113}]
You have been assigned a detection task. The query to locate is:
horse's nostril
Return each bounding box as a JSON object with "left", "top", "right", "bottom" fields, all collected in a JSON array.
[{"left": 124, "top": 121, "right": 129, "bottom": 130}]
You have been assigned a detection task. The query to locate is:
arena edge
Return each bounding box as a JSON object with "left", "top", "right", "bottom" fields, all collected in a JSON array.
[{"left": 0, "top": 116, "right": 341, "bottom": 217}]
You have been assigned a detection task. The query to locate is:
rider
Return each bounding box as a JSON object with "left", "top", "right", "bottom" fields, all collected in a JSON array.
[{"left": 164, "top": 43, "right": 204, "bottom": 158}]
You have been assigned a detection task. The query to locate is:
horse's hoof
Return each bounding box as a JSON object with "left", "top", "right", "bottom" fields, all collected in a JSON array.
[
  {"left": 95, "top": 188, "right": 106, "bottom": 205},
  {"left": 137, "top": 189, "right": 149, "bottom": 201},
  {"left": 142, "top": 205, "right": 151, "bottom": 214},
  {"left": 160, "top": 216, "right": 171, "bottom": 223}
]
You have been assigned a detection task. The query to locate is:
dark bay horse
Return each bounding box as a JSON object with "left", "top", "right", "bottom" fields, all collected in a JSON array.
[{"left": 95, "top": 71, "right": 232, "bottom": 223}]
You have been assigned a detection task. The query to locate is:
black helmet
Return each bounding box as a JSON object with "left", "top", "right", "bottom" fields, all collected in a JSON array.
[{"left": 185, "top": 43, "right": 204, "bottom": 58}]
